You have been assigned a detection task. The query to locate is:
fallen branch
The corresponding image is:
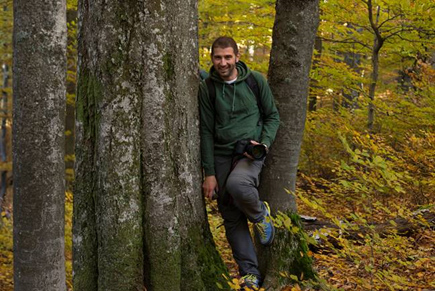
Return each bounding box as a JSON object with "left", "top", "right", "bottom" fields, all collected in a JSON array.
[{"left": 300, "top": 209, "right": 435, "bottom": 251}]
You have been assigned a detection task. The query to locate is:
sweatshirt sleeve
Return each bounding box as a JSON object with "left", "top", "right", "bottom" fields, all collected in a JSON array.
[
  {"left": 198, "top": 81, "right": 216, "bottom": 176},
  {"left": 252, "top": 71, "right": 280, "bottom": 148}
]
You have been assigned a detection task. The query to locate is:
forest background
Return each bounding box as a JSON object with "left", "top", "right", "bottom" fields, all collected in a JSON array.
[{"left": 0, "top": 0, "right": 434, "bottom": 290}]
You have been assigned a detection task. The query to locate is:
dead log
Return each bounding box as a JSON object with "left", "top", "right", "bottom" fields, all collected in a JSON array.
[{"left": 300, "top": 209, "right": 435, "bottom": 251}]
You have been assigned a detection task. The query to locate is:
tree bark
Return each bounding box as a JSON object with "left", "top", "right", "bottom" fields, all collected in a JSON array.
[
  {"left": 341, "top": 24, "right": 362, "bottom": 109},
  {"left": 308, "top": 36, "right": 322, "bottom": 112},
  {"left": 367, "top": 2, "right": 383, "bottom": 131},
  {"left": 258, "top": 0, "right": 320, "bottom": 289},
  {"left": 0, "top": 63, "right": 9, "bottom": 209},
  {"left": 73, "top": 1, "right": 226, "bottom": 290},
  {"left": 13, "top": 0, "right": 67, "bottom": 290}
]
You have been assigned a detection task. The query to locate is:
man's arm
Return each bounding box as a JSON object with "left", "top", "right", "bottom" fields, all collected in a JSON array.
[
  {"left": 199, "top": 81, "right": 216, "bottom": 176},
  {"left": 199, "top": 81, "right": 219, "bottom": 198},
  {"left": 252, "top": 71, "right": 280, "bottom": 147}
]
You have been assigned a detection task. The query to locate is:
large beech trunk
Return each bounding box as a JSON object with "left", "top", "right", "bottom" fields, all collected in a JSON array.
[
  {"left": 258, "top": 0, "right": 320, "bottom": 289},
  {"left": 13, "top": 0, "right": 67, "bottom": 290},
  {"left": 73, "top": 1, "right": 226, "bottom": 290}
]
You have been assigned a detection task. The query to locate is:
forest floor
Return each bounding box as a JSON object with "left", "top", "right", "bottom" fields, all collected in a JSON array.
[{"left": 207, "top": 193, "right": 435, "bottom": 291}]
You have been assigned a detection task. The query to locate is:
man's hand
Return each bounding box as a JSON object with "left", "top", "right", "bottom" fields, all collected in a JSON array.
[{"left": 202, "top": 175, "right": 218, "bottom": 199}]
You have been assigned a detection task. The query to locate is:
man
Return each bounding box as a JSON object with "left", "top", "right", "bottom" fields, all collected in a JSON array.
[{"left": 199, "top": 36, "right": 280, "bottom": 289}]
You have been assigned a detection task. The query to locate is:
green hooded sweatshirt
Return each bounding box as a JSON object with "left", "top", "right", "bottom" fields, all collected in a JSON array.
[{"left": 199, "top": 61, "right": 280, "bottom": 176}]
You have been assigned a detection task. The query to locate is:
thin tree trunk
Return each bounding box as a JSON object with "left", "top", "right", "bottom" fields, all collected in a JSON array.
[
  {"left": 368, "top": 46, "right": 381, "bottom": 131},
  {"left": 74, "top": 1, "right": 226, "bottom": 290},
  {"left": 308, "top": 36, "right": 322, "bottom": 112},
  {"left": 0, "top": 63, "right": 9, "bottom": 209},
  {"left": 258, "top": 0, "right": 320, "bottom": 289},
  {"left": 367, "top": 2, "right": 383, "bottom": 131},
  {"left": 13, "top": 0, "right": 67, "bottom": 290},
  {"left": 341, "top": 29, "right": 361, "bottom": 109}
]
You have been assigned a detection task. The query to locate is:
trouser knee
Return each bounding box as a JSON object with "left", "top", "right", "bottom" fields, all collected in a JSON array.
[{"left": 226, "top": 174, "right": 256, "bottom": 203}]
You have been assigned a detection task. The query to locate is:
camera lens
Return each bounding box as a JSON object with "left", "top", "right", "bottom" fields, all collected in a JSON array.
[{"left": 249, "top": 144, "right": 266, "bottom": 160}]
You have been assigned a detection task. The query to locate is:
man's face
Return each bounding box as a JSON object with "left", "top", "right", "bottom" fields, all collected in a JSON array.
[{"left": 211, "top": 47, "right": 240, "bottom": 81}]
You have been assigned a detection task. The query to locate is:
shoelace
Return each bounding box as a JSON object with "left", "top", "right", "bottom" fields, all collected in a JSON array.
[
  {"left": 242, "top": 274, "right": 257, "bottom": 281},
  {"left": 240, "top": 274, "right": 259, "bottom": 290},
  {"left": 255, "top": 220, "right": 267, "bottom": 240},
  {"left": 241, "top": 274, "right": 258, "bottom": 284}
]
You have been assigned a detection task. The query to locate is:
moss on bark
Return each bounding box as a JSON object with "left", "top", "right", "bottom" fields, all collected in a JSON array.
[
  {"left": 278, "top": 213, "right": 316, "bottom": 282},
  {"left": 73, "top": 68, "right": 102, "bottom": 290},
  {"left": 143, "top": 223, "right": 181, "bottom": 291},
  {"left": 259, "top": 212, "right": 317, "bottom": 290},
  {"left": 76, "top": 69, "right": 102, "bottom": 140},
  {"left": 181, "top": 223, "right": 230, "bottom": 291},
  {"left": 163, "top": 52, "right": 175, "bottom": 81}
]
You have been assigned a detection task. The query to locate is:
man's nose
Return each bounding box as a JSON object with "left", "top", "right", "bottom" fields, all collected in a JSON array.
[{"left": 221, "top": 59, "right": 227, "bottom": 66}]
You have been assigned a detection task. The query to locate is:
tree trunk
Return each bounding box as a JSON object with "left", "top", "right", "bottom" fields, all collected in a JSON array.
[
  {"left": 368, "top": 45, "right": 381, "bottom": 131},
  {"left": 342, "top": 24, "right": 362, "bottom": 109},
  {"left": 12, "top": 0, "right": 67, "bottom": 290},
  {"left": 0, "top": 63, "right": 9, "bottom": 209},
  {"left": 258, "top": 0, "right": 320, "bottom": 289},
  {"left": 308, "top": 36, "right": 322, "bottom": 112},
  {"left": 367, "top": 2, "right": 383, "bottom": 131},
  {"left": 73, "top": 1, "right": 226, "bottom": 290}
]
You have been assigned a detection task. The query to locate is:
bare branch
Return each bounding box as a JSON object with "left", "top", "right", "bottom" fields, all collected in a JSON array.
[
  {"left": 395, "top": 34, "right": 435, "bottom": 44},
  {"left": 321, "top": 37, "right": 372, "bottom": 50},
  {"left": 346, "top": 22, "right": 373, "bottom": 33},
  {"left": 383, "top": 26, "right": 435, "bottom": 41},
  {"left": 378, "top": 13, "right": 404, "bottom": 29}
]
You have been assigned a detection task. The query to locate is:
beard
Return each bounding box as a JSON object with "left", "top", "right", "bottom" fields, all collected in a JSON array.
[{"left": 217, "top": 63, "right": 237, "bottom": 80}]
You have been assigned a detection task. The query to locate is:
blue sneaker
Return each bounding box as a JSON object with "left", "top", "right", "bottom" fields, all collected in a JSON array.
[
  {"left": 255, "top": 201, "right": 275, "bottom": 246},
  {"left": 239, "top": 273, "right": 261, "bottom": 290}
]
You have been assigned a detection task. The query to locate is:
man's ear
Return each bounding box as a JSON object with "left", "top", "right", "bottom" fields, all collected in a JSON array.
[{"left": 236, "top": 53, "right": 240, "bottom": 62}]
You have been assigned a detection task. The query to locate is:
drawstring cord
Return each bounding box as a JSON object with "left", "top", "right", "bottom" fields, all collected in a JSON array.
[
  {"left": 222, "top": 83, "right": 226, "bottom": 100},
  {"left": 232, "top": 83, "right": 236, "bottom": 113},
  {"left": 221, "top": 82, "right": 237, "bottom": 115}
]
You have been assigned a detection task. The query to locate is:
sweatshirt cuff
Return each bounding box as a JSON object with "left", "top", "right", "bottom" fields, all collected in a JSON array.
[
  {"left": 204, "top": 167, "right": 215, "bottom": 176},
  {"left": 260, "top": 139, "right": 271, "bottom": 148}
]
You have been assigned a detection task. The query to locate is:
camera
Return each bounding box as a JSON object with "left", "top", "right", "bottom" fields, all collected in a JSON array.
[{"left": 234, "top": 139, "right": 267, "bottom": 160}]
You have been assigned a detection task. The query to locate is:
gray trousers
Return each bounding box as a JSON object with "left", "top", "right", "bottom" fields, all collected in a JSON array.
[{"left": 214, "top": 155, "right": 266, "bottom": 278}]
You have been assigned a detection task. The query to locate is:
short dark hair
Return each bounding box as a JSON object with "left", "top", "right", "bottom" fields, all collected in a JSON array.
[{"left": 211, "top": 36, "right": 239, "bottom": 56}]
